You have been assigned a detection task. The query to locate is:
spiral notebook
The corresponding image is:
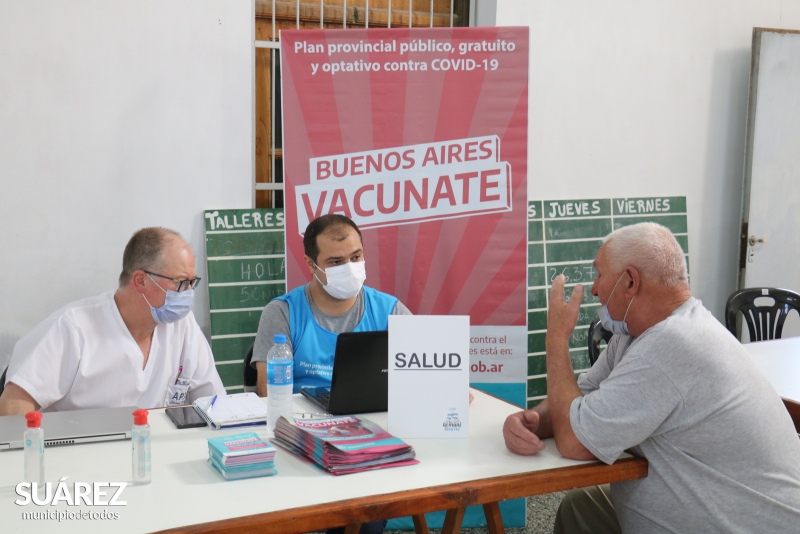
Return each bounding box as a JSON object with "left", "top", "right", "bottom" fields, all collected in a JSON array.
[{"left": 192, "top": 392, "right": 268, "bottom": 430}]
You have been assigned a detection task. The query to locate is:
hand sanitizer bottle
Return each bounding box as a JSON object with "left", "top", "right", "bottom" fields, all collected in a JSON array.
[
  {"left": 24, "top": 411, "right": 44, "bottom": 490},
  {"left": 132, "top": 409, "right": 151, "bottom": 485}
]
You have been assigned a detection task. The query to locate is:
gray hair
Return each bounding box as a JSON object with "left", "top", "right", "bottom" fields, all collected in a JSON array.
[
  {"left": 603, "top": 222, "right": 688, "bottom": 286},
  {"left": 119, "top": 227, "right": 184, "bottom": 287}
]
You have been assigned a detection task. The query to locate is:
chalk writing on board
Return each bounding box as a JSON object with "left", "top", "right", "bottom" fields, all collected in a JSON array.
[
  {"left": 547, "top": 265, "right": 596, "bottom": 284},
  {"left": 570, "top": 329, "right": 589, "bottom": 346},
  {"left": 237, "top": 260, "right": 285, "bottom": 281},
  {"left": 206, "top": 233, "right": 285, "bottom": 257},
  {"left": 204, "top": 210, "right": 285, "bottom": 231},
  {"left": 546, "top": 200, "right": 602, "bottom": 218},
  {"left": 615, "top": 198, "right": 671, "bottom": 214},
  {"left": 576, "top": 307, "right": 599, "bottom": 324},
  {"left": 237, "top": 285, "right": 284, "bottom": 305},
  {"left": 208, "top": 257, "right": 285, "bottom": 281}
]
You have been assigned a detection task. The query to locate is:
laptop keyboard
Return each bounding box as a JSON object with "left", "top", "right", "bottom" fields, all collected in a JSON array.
[{"left": 316, "top": 390, "right": 331, "bottom": 404}]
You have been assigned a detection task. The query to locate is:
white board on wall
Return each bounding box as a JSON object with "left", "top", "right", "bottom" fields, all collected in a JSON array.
[{"left": 0, "top": 0, "right": 254, "bottom": 366}]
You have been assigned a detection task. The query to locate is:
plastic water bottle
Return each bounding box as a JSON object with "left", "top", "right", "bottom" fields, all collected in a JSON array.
[
  {"left": 267, "top": 333, "right": 294, "bottom": 432},
  {"left": 24, "top": 411, "right": 44, "bottom": 488},
  {"left": 132, "top": 409, "right": 151, "bottom": 485}
]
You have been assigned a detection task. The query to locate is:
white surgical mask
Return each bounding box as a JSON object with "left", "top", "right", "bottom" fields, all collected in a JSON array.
[
  {"left": 597, "top": 273, "right": 634, "bottom": 336},
  {"left": 143, "top": 275, "right": 194, "bottom": 324},
  {"left": 314, "top": 261, "right": 366, "bottom": 300}
]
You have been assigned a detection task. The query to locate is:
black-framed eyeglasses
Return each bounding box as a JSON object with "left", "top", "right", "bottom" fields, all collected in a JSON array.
[{"left": 144, "top": 271, "right": 201, "bottom": 293}]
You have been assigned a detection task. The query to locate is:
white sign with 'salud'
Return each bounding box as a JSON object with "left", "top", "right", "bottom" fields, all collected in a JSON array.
[{"left": 387, "top": 315, "right": 470, "bottom": 438}]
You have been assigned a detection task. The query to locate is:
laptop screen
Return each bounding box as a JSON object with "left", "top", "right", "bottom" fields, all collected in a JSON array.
[{"left": 302, "top": 330, "right": 389, "bottom": 415}]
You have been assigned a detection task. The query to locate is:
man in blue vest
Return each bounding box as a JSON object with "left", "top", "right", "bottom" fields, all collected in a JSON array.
[
  {"left": 252, "top": 214, "right": 411, "bottom": 397},
  {"left": 252, "top": 214, "right": 410, "bottom": 534}
]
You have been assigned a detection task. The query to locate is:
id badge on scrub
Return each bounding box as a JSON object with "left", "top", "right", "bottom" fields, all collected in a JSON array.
[{"left": 165, "top": 378, "right": 191, "bottom": 406}]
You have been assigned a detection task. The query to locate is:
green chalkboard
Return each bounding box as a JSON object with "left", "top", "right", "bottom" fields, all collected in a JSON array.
[
  {"left": 526, "top": 197, "right": 690, "bottom": 408},
  {"left": 204, "top": 209, "right": 286, "bottom": 390},
  {"left": 202, "top": 201, "right": 688, "bottom": 398}
]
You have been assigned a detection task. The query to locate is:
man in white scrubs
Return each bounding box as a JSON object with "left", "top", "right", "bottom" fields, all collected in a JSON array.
[{"left": 0, "top": 227, "right": 224, "bottom": 414}]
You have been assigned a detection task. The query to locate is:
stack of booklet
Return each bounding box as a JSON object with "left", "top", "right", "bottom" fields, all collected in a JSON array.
[
  {"left": 272, "top": 415, "right": 418, "bottom": 475},
  {"left": 207, "top": 432, "right": 277, "bottom": 480}
]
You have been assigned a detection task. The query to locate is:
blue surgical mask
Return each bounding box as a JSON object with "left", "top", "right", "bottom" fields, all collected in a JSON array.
[
  {"left": 143, "top": 275, "right": 194, "bottom": 324},
  {"left": 597, "top": 273, "right": 634, "bottom": 336}
]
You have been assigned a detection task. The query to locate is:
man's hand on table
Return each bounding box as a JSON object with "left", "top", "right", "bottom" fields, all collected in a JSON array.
[{"left": 503, "top": 409, "right": 546, "bottom": 455}]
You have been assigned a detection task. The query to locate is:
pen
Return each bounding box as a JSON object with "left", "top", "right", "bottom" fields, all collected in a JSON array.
[
  {"left": 208, "top": 395, "right": 218, "bottom": 412},
  {"left": 175, "top": 365, "right": 183, "bottom": 385}
]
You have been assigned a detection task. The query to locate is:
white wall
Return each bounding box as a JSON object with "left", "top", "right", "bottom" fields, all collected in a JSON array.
[
  {"left": 0, "top": 0, "right": 254, "bottom": 367},
  {"left": 3, "top": 0, "right": 799, "bottom": 368},
  {"left": 474, "top": 0, "right": 497, "bottom": 26},
  {"left": 497, "top": 0, "right": 800, "bottom": 319}
]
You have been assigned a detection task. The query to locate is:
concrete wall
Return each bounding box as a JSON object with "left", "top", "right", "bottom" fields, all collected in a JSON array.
[
  {"left": 497, "top": 0, "right": 800, "bottom": 318},
  {"left": 0, "top": 0, "right": 254, "bottom": 368}
]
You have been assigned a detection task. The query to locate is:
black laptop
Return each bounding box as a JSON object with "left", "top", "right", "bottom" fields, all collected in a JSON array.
[{"left": 300, "top": 330, "right": 389, "bottom": 415}]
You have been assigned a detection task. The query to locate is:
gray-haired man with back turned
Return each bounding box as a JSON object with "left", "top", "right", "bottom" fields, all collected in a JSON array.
[{"left": 503, "top": 222, "right": 800, "bottom": 533}]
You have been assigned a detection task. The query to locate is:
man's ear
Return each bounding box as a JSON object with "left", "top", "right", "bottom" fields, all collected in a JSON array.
[
  {"left": 303, "top": 255, "right": 316, "bottom": 274},
  {"left": 132, "top": 270, "right": 148, "bottom": 294},
  {"left": 625, "top": 267, "right": 641, "bottom": 296}
]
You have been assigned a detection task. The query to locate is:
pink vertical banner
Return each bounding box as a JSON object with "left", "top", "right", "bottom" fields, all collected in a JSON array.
[{"left": 280, "top": 26, "right": 528, "bottom": 328}]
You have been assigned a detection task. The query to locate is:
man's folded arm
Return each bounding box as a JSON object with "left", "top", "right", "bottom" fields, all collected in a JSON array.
[{"left": 0, "top": 382, "right": 40, "bottom": 416}]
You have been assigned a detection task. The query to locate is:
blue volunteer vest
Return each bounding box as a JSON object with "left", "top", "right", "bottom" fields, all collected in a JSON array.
[{"left": 275, "top": 285, "right": 398, "bottom": 392}]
